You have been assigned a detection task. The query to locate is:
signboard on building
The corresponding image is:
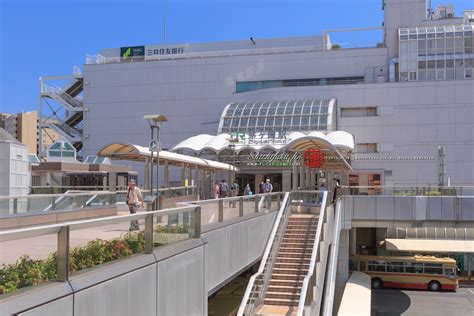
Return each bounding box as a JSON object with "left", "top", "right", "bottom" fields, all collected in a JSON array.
[
  {"left": 304, "top": 147, "right": 325, "bottom": 168},
  {"left": 145, "top": 45, "right": 186, "bottom": 59},
  {"left": 120, "top": 46, "right": 145, "bottom": 59},
  {"left": 232, "top": 130, "right": 289, "bottom": 146}
]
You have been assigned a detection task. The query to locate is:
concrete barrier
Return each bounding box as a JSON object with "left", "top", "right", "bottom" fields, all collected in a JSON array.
[{"left": 337, "top": 271, "right": 371, "bottom": 316}]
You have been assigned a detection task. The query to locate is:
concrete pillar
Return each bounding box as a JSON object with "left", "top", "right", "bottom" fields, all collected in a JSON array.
[
  {"left": 334, "top": 229, "right": 350, "bottom": 313},
  {"left": 349, "top": 228, "right": 357, "bottom": 256},
  {"left": 180, "top": 163, "right": 186, "bottom": 186},
  {"left": 143, "top": 157, "right": 150, "bottom": 190},
  {"left": 164, "top": 161, "right": 170, "bottom": 188},
  {"left": 310, "top": 169, "right": 316, "bottom": 190},
  {"left": 305, "top": 167, "right": 311, "bottom": 190},
  {"left": 282, "top": 170, "right": 292, "bottom": 192},
  {"left": 292, "top": 163, "right": 298, "bottom": 190},
  {"left": 108, "top": 172, "right": 117, "bottom": 192},
  {"left": 299, "top": 160, "right": 305, "bottom": 189}
]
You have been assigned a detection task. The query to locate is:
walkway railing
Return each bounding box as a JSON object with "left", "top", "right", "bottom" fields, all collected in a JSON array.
[
  {"left": 0, "top": 193, "right": 283, "bottom": 295},
  {"left": 296, "top": 191, "right": 329, "bottom": 316},
  {"left": 0, "top": 205, "right": 201, "bottom": 282},
  {"left": 237, "top": 192, "right": 290, "bottom": 315},
  {"left": 0, "top": 186, "right": 198, "bottom": 216},
  {"left": 341, "top": 185, "right": 474, "bottom": 197}
]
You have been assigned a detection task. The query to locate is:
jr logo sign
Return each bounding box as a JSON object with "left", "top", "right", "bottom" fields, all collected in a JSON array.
[{"left": 304, "top": 147, "right": 324, "bottom": 168}]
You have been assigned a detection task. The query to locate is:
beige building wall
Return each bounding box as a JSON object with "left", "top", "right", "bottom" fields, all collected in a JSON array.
[{"left": 16, "top": 111, "right": 38, "bottom": 155}]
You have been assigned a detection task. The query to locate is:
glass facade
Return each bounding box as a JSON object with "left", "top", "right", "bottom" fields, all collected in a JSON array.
[
  {"left": 218, "top": 99, "right": 334, "bottom": 133},
  {"left": 236, "top": 76, "right": 365, "bottom": 93},
  {"left": 399, "top": 24, "right": 474, "bottom": 81}
]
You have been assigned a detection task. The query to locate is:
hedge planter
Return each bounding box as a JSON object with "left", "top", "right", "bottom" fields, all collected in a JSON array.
[{"left": 153, "top": 233, "right": 188, "bottom": 245}]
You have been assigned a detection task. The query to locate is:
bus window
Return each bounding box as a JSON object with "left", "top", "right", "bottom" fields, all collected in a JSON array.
[
  {"left": 349, "top": 260, "right": 356, "bottom": 271},
  {"left": 387, "top": 261, "right": 404, "bottom": 273},
  {"left": 368, "top": 260, "right": 386, "bottom": 272},
  {"left": 444, "top": 267, "right": 456, "bottom": 277},
  {"left": 360, "top": 260, "right": 367, "bottom": 272},
  {"left": 424, "top": 263, "right": 443, "bottom": 275},
  {"left": 405, "top": 262, "right": 423, "bottom": 274}
]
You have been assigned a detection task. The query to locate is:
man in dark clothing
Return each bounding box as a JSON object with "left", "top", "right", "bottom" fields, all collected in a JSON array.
[{"left": 332, "top": 178, "right": 341, "bottom": 205}]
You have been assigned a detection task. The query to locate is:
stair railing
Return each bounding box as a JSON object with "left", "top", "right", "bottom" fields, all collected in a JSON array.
[
  {"left": 237, "top": 192, "right": 290, "bottom": 316},
  {"left": 296, "top": 190, "right": 328, "bottom": 316}
]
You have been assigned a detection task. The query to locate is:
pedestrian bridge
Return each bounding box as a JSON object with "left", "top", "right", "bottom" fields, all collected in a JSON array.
[{"left": 2, "top": 188, "right": 474, "bottom": 315}]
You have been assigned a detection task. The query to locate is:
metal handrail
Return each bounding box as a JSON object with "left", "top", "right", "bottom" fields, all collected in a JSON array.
[
  {"left": 1, "top": 186, "right": 198, "bottom": 200},
  {"left": 321, "top": 199, "right": 342, "bottom": 316},
  {"left": 237, "top": 192, "right": 290, "bottom": 316},
  {"left": 296, "top": 191, "right": 328, "bottom": 316},
  {"left": 0, "top": 205, "right": 197, "bottom": 242}
]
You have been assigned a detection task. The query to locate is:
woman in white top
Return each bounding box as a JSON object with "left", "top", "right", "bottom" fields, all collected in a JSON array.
[{"left": 126, "top": 179, "right": 144, "bottom": 231}]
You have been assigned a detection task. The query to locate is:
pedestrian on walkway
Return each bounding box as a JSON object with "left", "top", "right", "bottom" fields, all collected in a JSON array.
[
  {"left": 332, "top": 178, "right": 341, "bottom": 205},
  {"left": 126, "top": 179, "right": 144, "bottom": 231},
  {"left": 220, "top": 180, "right": 229, "bottom": 198},
  {"left": 244, "top": 184, "right": 252, "bottom": 196},
  {"left": 213, "top": 181, "right": 220, "bottom": 199},
  {"left": 263, "top": 179, "right": 273, "bottom": 208},
  {"left": 259, "top": 181, "right": 264, "bottom": 194}
]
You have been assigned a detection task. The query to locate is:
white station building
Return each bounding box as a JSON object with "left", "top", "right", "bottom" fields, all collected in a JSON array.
[{"left": 40, "top": 0, "right": 474, "bottom": 191}]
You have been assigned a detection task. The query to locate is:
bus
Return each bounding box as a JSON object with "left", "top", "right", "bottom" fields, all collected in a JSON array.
[{"left": 349, "top": 255, "right": 458, "bottom": 291}]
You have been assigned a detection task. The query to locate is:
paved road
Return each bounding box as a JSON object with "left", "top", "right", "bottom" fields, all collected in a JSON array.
[{"left": 372, "top": 288, "right": 474, "bottom": 315}]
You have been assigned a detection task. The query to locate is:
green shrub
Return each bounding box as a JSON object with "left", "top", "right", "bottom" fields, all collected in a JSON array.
[{"left": 1, "top": 231, "right": 146, "bottom": 295}]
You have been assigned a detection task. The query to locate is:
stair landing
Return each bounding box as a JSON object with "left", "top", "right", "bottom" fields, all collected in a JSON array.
[{"left": 255, "top": 304, "right": 297, "bottom": 316}]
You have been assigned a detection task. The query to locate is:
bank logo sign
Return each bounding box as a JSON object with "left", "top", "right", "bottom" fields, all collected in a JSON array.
[
  {"left": 120, "top": 46, "right": 145, "bottom": 59},
  {"left": 146, "top": 46, "right": 186, "bottom": 57}
]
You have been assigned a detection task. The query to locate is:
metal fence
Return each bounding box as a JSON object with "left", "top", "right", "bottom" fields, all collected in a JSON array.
[{"left": 0, "top": 186, "right": 198, "bottom": 216}]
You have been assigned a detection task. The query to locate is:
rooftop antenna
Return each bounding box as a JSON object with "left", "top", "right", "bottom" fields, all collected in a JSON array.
[{"left": 427, "top": 0, "right": 434, "bottom": 20}]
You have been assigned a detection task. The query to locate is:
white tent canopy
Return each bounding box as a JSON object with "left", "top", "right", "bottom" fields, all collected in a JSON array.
[
  {"left": 172, "top": 130, "right": 355, "bottom": 154},
  {"left": 97, "top": 142, "right": 238, "bottom": 172}
]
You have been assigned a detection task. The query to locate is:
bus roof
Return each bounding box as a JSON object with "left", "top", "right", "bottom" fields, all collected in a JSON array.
[{"left": 351, "top": 255, "right": 456, "bottom": 264}]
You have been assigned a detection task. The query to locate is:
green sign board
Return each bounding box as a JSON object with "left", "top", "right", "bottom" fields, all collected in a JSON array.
[{"left": 120, "top": 46, "right": 145, "bottom": 59}]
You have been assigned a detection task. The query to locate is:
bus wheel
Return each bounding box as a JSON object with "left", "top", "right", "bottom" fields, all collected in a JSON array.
[
  {"left": 428, "top": 281, "right": 441, "bottom": 292},
  {"left": 372, "top": 278, "right": 383, "bottom": 289}
]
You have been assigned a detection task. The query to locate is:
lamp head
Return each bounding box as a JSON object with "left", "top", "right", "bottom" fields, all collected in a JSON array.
[{"left": 143, "top": 114, "right": 168, "bottom": 127}]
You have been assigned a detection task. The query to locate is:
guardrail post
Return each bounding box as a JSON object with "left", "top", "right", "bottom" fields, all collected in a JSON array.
[
  {"left": 218, "top": 199, "right": 224, "bottom": 222},
  {"left": 144, "top": 213, "right": 154, "bottom": 254},
  {"left": 239, "top": 197, "right": 244, "bottom": 217},
  {"left": 57, "top": 226, "right": 70, "bottom": 282},
  {"left": 193, "top": 206, "right": 201, "bottom": 238},
  {"left": 255, "top": 196, "right": 259, "bottom": 212},
  {"left": 267, "top": 193, "right": 272, "bottom": 210},
  {"left": 51, "top": 196, "right": 56, "bottom": 210},
  {"left": 13, "top": 198, "right": 18, "bottom": 214},
  {"left": 277, "top": 193, "right": 281, "bottom": 209}
]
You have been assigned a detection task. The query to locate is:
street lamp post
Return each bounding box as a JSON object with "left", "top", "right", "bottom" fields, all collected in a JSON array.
[
  {"left": 144, "top": 114, "right": 168, "bottom": 210},
  {"left": 227, "top": 136, "right": 239, "bottom": 197}
]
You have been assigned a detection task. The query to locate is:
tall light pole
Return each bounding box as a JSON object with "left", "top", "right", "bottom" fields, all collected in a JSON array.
[
  {"left": 227, "top": 136, "right": 239, "bottom": 194},
  {"left": 144, "top": 114, "right": 168, "bottom": 210}
]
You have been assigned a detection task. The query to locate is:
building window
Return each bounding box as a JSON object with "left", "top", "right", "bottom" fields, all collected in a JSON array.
[
  {"left": 236, "top": 76, "right": 365, "bottom": 93},
  {"left": 340, "top": 107, "right": 377, "bottom": 117},
  {"left": 356, "top": 143, "right": 378, "bottom": 153},
  {"left": 31, "top": 175, "right": 41, "bottom": 187}
]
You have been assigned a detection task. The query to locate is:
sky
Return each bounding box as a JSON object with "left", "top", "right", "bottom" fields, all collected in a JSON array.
[{"left": 0, "top": 0, "right": 472, "bottom": 114}]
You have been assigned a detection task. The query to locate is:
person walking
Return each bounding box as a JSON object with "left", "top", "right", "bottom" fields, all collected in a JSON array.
[
  {"left": 259, "top": 181, "right": 264, "bottom": 194},
  {"left": 125, "top": 179, "right": 144, "bottom": 231},
  {"left": 332, "top": 178, "right": 341, "bottom": 205},
  {"left": 231, "top": 180, "right": 240, "bottom": 197},
  {"left": 244, "top": 184, "right": 252, "bottom": 196},
  {"left": 213, "top": 181, "right": 220, "bottom": 199},
  {"left": 220, "top": 180, "right": 229, "bottom": 198},
  {"left": 262, "top": 179, "right": 273, "bottom": 208}
]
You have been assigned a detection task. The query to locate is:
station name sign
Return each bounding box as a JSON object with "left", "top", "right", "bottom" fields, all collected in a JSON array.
[{"left": 232, "top": 130, "right": 289, "bottom": 146}]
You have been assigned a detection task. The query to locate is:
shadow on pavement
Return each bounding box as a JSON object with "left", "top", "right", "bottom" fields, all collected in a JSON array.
[{"left": 371, "top": 289, "right": 411, "bottom": 316}]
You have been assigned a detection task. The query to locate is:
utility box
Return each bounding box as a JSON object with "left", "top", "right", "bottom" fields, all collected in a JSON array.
[{"left": 144, "top": 195, "right": 157, "bottom": 212}]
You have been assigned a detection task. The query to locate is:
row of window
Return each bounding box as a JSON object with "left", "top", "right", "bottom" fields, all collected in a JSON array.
[
  {"left": 235, "top": 76, "right": 365, "bottom": 93},
  {"left": 356, "top": 260, "right": 447, "bottom": 275}
]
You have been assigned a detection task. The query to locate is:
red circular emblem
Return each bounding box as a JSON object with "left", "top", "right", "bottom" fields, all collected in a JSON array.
[{"left": 304, "top": 147, "right": 324, "bottom": 168}]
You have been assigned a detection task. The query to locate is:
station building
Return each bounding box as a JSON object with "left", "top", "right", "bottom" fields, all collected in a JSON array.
[{"left": 40, "top": 0, "right": 474, "bottom": 190}]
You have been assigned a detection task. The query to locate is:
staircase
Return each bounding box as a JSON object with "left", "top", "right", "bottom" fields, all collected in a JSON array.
[{"left": 255, "top": 214, "right": 318, "bottom": 315}]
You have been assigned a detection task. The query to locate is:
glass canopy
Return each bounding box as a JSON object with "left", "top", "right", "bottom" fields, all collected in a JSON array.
[{"left": 218, "top": 99, "right": 336, "bottom": 133}]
